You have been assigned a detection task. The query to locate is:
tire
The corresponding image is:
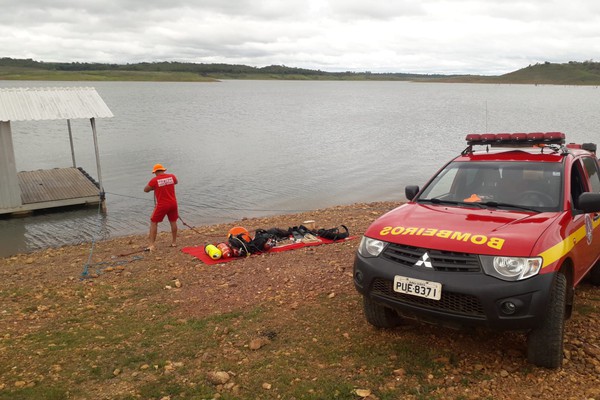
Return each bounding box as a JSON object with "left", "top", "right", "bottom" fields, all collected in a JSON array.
[
  {"left": 362, "top": 296, "right": 403, "bottom": 328},
  {"left": 527, "top": 272, "right": 567, "bottom": 368}
]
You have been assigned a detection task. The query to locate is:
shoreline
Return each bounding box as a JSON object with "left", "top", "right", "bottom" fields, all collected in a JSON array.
[{"left": 1, "top": 201, "right": 398, "bottom": 261}]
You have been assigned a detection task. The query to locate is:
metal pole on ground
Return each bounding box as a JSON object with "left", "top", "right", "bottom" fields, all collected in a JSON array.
[{"left": 90, "top": 117, "right": 107, "bottom": 213}]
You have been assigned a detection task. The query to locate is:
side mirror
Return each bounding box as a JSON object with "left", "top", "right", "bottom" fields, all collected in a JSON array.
[
  {"left": 578, "top": 192, "right": 600, "bottom": 213},
  {"left": 405, "top": 185, "right": 420, "bottom": 201}
]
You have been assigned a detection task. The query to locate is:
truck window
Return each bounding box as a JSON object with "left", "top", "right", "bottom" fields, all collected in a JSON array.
[
  {"left": 571, "top": 160, "right": 587, "bottom": 209},
  {"left": 582, "top": 157, "right": 600, "bottom": 193},
  {"left": 419, "top": 161, "right": 562, "bottom": 211}
]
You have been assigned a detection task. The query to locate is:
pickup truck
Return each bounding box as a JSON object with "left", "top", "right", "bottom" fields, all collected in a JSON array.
[{"left": 353, "top": 132, "right": 600, "bottom": 368}]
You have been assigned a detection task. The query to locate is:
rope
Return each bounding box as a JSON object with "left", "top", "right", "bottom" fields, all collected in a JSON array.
[
  {"left": 78, "top": 190, "right": 394, "bottom": 278},
  {"left": 82, "top": 255, "right": 144, "bottom": 278},
  {"left": 104, "top": 190, "right": 317, "bottom": 213},
  {"left": 81, "top": 195, "right": 105, "bottom": 279},
  {"left": 178, "top": 216, "right": 204, "bottom": 235},
  {"left": 81, "top": 193, "right": 145, "bottom": 279}
]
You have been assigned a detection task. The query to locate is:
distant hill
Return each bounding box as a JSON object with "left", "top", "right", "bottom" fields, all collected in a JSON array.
[
  {"left": 436, "top": 61, "right": 600, "bottom": 85},
  {"left": 1, "top": 57, "right": 600, "bottom": 85},
  {"left": 0, "top": 57, "right": 447, "bottom": 82}
]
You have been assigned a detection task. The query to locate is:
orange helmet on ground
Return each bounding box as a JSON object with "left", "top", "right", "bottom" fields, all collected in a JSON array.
[{"left": 227, "top": 226, "right": 251, "bottom": 242}]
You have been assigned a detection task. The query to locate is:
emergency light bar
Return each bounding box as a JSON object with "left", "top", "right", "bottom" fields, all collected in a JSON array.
[{"left": 466, "top": 132, "right": 565, "bottom": 146}]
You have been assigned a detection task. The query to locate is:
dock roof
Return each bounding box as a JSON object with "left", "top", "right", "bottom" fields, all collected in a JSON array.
[{"left": 0, "top": 87, "right": 113, "bottom": 122}]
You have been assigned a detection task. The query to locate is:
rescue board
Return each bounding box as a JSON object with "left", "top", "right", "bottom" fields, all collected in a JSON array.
[{"left": 182, "top": 236, "right": 356, "bottom": 265}]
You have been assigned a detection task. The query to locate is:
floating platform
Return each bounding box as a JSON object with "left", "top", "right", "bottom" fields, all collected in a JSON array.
[
  {"left": 1, "top": 87, "right": 113, "bottom": 218},
  {"left": 0, "top": 167, "right": 101, "bottom": 216}
]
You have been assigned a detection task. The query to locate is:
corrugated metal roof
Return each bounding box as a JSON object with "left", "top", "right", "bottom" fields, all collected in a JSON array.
[{"left": 0, "top": 87, "right": 113, "bottom": 122}]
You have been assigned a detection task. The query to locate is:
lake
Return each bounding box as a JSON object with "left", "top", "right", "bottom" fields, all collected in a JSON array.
[{"left": 1, "top": 80, "right": 599, "bottom": 257}]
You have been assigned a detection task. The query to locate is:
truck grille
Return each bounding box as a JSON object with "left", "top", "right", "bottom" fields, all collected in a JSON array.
[
  {"left": 371, "top": 278, "right": 485, "bottom": 317},
  {"left": 382, "top": 243, "right": 481, "bottom": 272}
]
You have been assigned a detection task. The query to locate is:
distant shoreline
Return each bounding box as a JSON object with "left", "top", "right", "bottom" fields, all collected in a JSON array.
[{"left": 3, "top": 58, "right": 600, "bottom": 85}]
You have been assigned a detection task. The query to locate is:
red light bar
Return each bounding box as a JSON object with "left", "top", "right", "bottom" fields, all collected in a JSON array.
[{"left": 465, "top": 132, "right": 565, "bottom": 146}]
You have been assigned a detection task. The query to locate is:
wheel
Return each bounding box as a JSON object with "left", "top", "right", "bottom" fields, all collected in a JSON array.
[
  {"left": 362, "top": 296, "right": 403, "bottom": 328},
  {"left": 527, "top": 272, "right": 567, "bottom": 368},
  {"left": 517, "top": 190, "right": 555, "bottom": 207}
]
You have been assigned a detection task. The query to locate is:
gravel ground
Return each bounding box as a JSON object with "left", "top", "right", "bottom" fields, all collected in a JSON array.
[{"left": 1, "top": 201, "right": 599, "bottom": 399}]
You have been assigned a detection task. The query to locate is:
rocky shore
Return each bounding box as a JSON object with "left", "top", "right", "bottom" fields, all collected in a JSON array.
[{"left": 1, "top": 201, "right": 599, "bottom": 399}]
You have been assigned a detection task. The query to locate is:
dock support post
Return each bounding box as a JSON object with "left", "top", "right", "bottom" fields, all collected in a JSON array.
[
  {"left": 67, "top": 119, "right": 77, "bottom": 168},
  {"left": 90, "top": 117, "right": 107, "bottom": 213},
  {"left": 0, "top": 121, "right": 22, "bottom": 209}
]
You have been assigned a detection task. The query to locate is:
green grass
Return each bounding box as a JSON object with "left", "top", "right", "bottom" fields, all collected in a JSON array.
[
  {"left": 0, "top": 284, "right": 454, "bottom": 399},
  {"left": 0, "top": 66, "right": 217, "bottom": 82}
]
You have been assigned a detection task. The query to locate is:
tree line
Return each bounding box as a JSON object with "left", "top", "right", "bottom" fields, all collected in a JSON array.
[{"left": 0, "top": 57, "right": 448, "bottom": 80}]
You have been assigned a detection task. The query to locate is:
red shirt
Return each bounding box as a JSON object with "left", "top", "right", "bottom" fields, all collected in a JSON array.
[{"left": 148, "top": 173, "right": 178, "bottom": 206}]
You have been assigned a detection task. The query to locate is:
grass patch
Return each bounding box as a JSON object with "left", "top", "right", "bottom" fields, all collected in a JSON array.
[
  {"left": 2, "top": 262, "right": 585, "bottom": 399},
  {"left": 0, "top": 66, "right": 218, "bottom": 82},
  {"left": 0, "top": 386, "right": 69, "bottom": 400}
]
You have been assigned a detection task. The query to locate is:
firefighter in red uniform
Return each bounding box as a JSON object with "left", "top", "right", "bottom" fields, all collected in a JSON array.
[{"left": 144, "top": 163, "right": 178, "bottom": 251}]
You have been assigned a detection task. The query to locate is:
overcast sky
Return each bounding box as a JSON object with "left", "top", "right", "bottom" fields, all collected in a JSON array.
[{"left": 1, "top": 0, "right": 599, "bottom": 75}]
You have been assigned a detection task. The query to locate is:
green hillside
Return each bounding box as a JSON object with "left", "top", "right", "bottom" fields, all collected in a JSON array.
[
  {"left": 0, "top": 57, "right": 441, "bottom": 82},
  {"left": 499, "top": 61, "right": 600, "bottom": 84},
  {"left": 438, "top": 61, "right": 600, "bottom": 85},
  {"left": 2, "top": 57, "right": 600, "bottom": 85}
]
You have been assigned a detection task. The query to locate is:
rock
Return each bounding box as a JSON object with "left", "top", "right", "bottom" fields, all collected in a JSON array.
[
  {"left": 354, "top": 389, "right": 371, "bottom": 397},
  {"left": 248, "top": 338, "right": 269, "bottom": 350},
  {"left": 207, "top": 371, "right": 230, "bottom": 385},
  {"left": 262, "top": 382, "right": 272, "bottom": 390}
]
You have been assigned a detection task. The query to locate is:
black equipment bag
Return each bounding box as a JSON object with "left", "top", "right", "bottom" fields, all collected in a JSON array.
[{"left": 316, "top": 225, "right": 349, "bottom": 241}]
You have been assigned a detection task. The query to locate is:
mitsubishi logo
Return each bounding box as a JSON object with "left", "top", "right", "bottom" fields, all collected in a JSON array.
[{"left": 415, "top": 252, "right": 433, "bottom": 269}]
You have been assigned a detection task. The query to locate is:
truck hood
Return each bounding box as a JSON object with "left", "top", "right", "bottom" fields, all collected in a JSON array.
[{"left": 365, "top": 203, "right": 560, "bottom": 256}]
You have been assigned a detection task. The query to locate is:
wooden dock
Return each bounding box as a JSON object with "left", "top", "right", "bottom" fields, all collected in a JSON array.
[{"left": 0, "top": 167, "right": 101, "bottom": 216}]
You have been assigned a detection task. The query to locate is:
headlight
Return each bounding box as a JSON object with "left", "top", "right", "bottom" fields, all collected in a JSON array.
[
  {"left": 480, "top": 255, "right": 542, "bottom": 281},
  {"left": 358, "top": 236, "right": 387, "bottom": 257}
]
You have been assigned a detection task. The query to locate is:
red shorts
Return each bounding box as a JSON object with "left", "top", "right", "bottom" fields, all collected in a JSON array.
[{"left": 151, "top": 203, "right": 178, "bottom": 223}]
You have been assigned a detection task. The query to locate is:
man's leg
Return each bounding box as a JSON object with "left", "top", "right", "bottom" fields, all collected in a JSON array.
[
  {"left": 169, "top": 220, "right": 178, "bottom": 247},
  {"left": 148, "top": 221, "right": 158, "bottom": 251}
]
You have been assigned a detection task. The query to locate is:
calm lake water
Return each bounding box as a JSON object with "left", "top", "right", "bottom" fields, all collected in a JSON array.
[{"left": 1, "top": 80, "right": 600, "bottom": 257}]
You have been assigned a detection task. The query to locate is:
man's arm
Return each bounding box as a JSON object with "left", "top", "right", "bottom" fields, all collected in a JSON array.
[{"left": 144, "top": 184, "right": 154, "bottom": 193}]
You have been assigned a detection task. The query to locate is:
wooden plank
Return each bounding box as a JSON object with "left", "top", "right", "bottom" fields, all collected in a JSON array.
[{"left": 17, "top": 167, "right": 100, "bottom": 205}]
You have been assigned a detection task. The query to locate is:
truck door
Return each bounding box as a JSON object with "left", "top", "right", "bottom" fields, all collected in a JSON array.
[{"left": 570, "top": 157, "right": 600, "bottom": 282}]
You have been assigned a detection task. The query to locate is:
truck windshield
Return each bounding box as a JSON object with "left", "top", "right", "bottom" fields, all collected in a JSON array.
[{"left": 418, "top": 161, "right": 563, "bottom": 212}]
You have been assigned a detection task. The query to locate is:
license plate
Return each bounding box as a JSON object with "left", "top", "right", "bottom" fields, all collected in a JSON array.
[{"left": 393, "top": 276, "right": 442, "bottom": 300}]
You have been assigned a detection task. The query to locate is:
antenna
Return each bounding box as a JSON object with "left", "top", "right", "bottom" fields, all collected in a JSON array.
[{"left": 485, "top": 100, "right": 488, "bottom": 132}]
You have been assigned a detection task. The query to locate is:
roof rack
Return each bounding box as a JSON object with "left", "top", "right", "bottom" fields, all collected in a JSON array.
[
  {"left": 466, "top": 132, "right": 565, "bottom": 146},
  {"left": 462, "top": 132, "right": 566, "bottom": 155}
]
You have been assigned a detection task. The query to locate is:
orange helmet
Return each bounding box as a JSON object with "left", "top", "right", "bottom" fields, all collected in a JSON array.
[{"left": 227, "top": 226, "right": 251, "bottom": 242}]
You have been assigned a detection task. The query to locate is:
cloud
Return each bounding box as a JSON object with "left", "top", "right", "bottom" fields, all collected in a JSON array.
[{"left": 1, "top": 0, "right": 599, "bottom": 74}]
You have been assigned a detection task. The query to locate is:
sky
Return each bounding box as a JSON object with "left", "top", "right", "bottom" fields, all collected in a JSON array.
[{"left": 1, "top": 0, "right": 599, "bottom": 75}]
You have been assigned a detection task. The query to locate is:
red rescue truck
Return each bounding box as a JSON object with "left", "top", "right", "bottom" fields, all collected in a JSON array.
[{"left": 353, "top": 132, "right": 600, "bottom": 368}]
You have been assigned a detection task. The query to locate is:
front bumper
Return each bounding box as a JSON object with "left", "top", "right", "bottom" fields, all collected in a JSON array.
[{"left": 353, "top": 252, "right": 555, "bottom": 330}]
